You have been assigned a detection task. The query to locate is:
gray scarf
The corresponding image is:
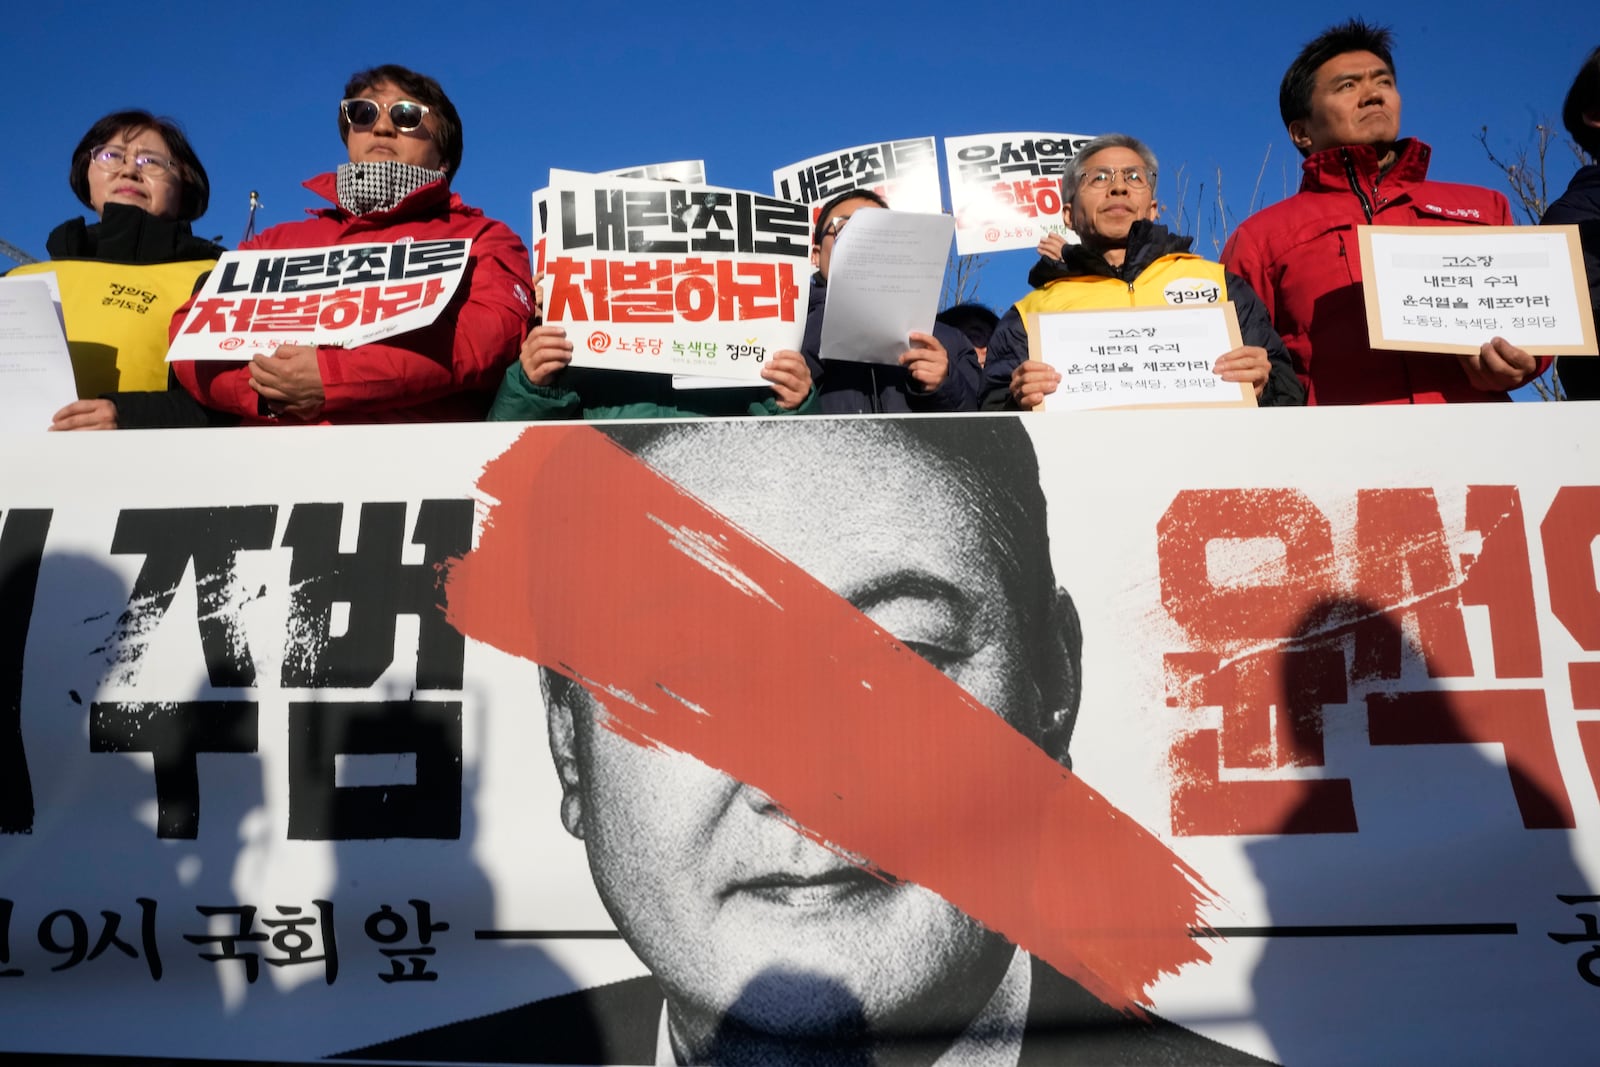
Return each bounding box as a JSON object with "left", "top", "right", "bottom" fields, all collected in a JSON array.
[{"left": 335, "top": 160, "right": 446, "bottom": 216}]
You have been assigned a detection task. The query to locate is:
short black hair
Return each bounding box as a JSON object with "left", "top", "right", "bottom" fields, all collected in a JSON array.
[
  {"left": 340, "top": 64, "right": 464, "bottom": 179},
  {"left": 935, "top": 304, "right": 1000, "bottom": 350},
  {"left": 1562, "top": 45, "right": 1600, "bottom": 159},
  {"left": 69, "top": 110, "right": 210, "bottom": 222},
  {"left": 812, "top": 187, "right": 889, "bottom": 246},
  {"left": 1279, "top": 18, "right": 1397, "bottom": 134}
]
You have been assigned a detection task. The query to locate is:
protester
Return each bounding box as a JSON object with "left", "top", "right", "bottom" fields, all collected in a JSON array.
[
  {"left": 170, "top": 65, "right": 533, "bottom": 424},
  {"left": 344, "top": 417, "right": 1270, "bottom": 1067},
  {"left": 935, "top": 302, "right": 1000, "bottom": 367},
  {"left": 1222, "top": 18, "right": 1546, "bottom": 404},
  {"left": 1542, "top": 44, "right": 1600, "bottom": 401},
  {"left": 983, "top": 134, "right": 1304, "bottom": 410},
  {"left": 11, "top": 110, "right": 225, "bottom": 430},
  {"left": 800, "top": 188, "right": 981, "bottom": 413}
]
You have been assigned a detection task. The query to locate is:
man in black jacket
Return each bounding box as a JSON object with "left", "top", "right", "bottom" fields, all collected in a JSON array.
[{"left": 796, "top": 188, "right": 983, "bottom": 414}]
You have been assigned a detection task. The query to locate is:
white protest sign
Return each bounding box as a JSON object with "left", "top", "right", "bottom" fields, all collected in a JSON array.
[
  {"left": 818, "top": 208, "right": 955, "bottom": 365},
  {"left": 544, "top": 170, "right": 810, "bottom": 382},
  {"left": 0, "top": 276, "right": 77, "bottom": 430},
  {"left": 773, "top": 138, "right": 943, "bottom": 216},
  {"left": 1029, "top": 304, "right": 1254, "bottom": 411},
  {"left": 945, "top": 132, "right": 1095, "bottom": 254},
  {"left": 1358, "top": 225, "right": 1599, "bottom": 355},
  {"left": 167, "top": 240, "right": 472, "bottom": 361}
]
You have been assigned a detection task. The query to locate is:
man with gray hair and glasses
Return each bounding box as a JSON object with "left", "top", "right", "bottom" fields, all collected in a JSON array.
[{"left": 981, "top": 133, "right": 1304, "bottom": 410}]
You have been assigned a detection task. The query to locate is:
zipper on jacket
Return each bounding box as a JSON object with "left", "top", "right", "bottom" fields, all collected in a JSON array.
[{"left": 1340, "top": 149, "right": 1375, "bottom": 224}]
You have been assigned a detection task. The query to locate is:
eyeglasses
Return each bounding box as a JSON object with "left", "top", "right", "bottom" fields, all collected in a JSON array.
[
  {"left": 1079, "top": 166, "right": 1153, "bottom": 189},
  {"left": 340, "top": 98, "right": 431, "bottom": 132},
  {"left": 819, "top": 214, "right": 853, "bottom": 239},
  {"left": 89, "top": 144, "right": 178, "bottom": 180}
]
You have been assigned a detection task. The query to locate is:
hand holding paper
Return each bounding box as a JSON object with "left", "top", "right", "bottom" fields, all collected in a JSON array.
[
  {"left": 1011, "top": 359, "right": 1062, "bottom": 410},
  {"left": 1211, "top": 346, "right": 1271, "bottom": 398},
  {"left": 49, "top": 399, "right": 119, "bottom": 431},
  {"left": 250, "top": 344, "right": 326, "bottom": 420},
  {"left": 761, "top": 350, "right": 813, "bottom": 410},
  {"left": 899, "top": 331, "right": 949, "bottom": 392},
  {"left": 521, "top": 325, "right": 574, "bottom": 386},
  {"left": 1457, "top": 336, "right": 1538, "bottom": 392}
]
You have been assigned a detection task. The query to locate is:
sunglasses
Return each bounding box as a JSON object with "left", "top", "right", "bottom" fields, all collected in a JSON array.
[{"left": 340, "top": 98, "right": 431, "bottom": 132}]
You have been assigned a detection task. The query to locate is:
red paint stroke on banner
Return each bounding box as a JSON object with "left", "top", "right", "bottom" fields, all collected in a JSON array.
[{"left": 445, "top": 426, "right": 1218, "bottom": 1015}]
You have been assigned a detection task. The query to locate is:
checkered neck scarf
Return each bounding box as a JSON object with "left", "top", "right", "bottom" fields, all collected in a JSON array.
[{"left": 335, "top": 160, "right": 445, "bottom": 216}]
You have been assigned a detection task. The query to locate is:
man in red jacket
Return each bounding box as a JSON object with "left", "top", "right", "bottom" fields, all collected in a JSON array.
[
  {"left": 172, "top": 64, "right": 533, "bottom": 423},
  {"left": 1222, "top": 19, "right": 1544, "bottom": 405}
]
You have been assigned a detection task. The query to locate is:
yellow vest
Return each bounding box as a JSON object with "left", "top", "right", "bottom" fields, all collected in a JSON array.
[
  {"left": 1014, "top": 253, "right": 1227, "bottom": 323},
  {"left": 9, "top": 257, "right": 216, "bottom": 396}
]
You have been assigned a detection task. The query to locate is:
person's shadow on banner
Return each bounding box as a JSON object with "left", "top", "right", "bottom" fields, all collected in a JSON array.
[{"left": 1243, "top": 595, "right": 1597, "bottom": 1066}]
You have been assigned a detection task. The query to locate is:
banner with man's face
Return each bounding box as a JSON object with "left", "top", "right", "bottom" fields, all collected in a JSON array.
[{"left": 0, "top": 407, "right": 1596, "bottom": 1065}]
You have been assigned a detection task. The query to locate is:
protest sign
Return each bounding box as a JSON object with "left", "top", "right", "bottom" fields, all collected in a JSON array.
[
  {"left": 166, "top": 241, "right": 472, "bottom": 361},
  {"left": 945, "top": 132, "right": 1095, "bottom": 254},
  {"left": 1, "top": 407, "right": 1598, "bottom": 1065},
  {"left": 1357, "top": 225, "right": 1599, "bottom": 356},
  {"left": 773, "top": 137, "right": 943, "bottom": 217},
  {"left": 1030, "top": 304, "right": 1255, "bottom": 411},
  {"left": 543, "top": 171, "right": 810, "bottom": 382}
]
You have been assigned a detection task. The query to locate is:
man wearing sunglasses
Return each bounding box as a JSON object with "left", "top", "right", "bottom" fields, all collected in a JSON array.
[
  {"left": 981, "top": 134, "right": 1304, "bottom": 410},
  {"left": 171, "top": 64, "right": 533, "bottom": 424}
]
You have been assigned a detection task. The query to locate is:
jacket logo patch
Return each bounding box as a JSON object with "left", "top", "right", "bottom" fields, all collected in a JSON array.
[
  {"left": 1163, "top": 279, "right": 1222, "bottom": 305},
  {"left": 1423, "top": 204, "right": 1484, "bottom": 220}
]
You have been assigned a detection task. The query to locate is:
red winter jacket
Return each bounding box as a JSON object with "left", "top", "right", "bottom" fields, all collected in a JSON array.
[
  {"left": 1222, "top": 139, "right": 1546, "bottom": 405},
  {"left": 172, "top": 173, "right": 533, "bottom": 423}
]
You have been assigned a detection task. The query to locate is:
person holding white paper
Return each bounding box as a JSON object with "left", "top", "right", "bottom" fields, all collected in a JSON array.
[
  {"left": 797, "top": 189, "right": 981, "bottom": 413},
  {"left": 982, "top": 135, "right": 1303, "bottom": 410}
]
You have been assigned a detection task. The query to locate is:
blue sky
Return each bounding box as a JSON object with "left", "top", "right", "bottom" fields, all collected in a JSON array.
[{"left": 3, "top": 0, "right": 1590, "bottom": 394}]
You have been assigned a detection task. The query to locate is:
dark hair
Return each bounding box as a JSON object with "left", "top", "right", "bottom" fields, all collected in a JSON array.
[
  {"left": 69, "top": 109, "right": 210, "bottom": 222},
  {"left": 935, "top": 303, "right": 1000, "bottom": 350},
  {"left": 1279, "top": 18, "right": 1397, "bottom": 136},
  {"left": 1562, "top": 45, "right": 1600, "bottom": 159},
  {"left": 812, "top": 187, "right": 889, "bottom": 246},
  {"left": 340, "top": 64, "right": 464, "bottom": 178}
]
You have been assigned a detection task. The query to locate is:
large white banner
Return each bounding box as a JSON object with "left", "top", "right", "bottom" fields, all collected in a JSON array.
[{"left": 0, "top": 406, "right": 1597, "bottom": 1065}]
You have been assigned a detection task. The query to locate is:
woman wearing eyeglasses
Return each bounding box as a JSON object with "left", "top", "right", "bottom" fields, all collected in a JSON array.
[
  {"left": 13, "top": 109, "right": 226, "bottom": 429},
  {"left": 169, "top": 64, "right": 533, "bottom": 424}
]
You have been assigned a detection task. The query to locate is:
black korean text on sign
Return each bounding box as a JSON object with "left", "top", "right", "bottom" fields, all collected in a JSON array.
[
  {"left": 777, "top": 139, "right": 936, "bottom": 203},
  {"left": 287, "top": 699, "right": 462, "bottom": 840},
  {"left": 213, "top": 241, "right": 469, "bottom": 294},
  {"left": 559, "top": 189, "right": 809, "bottom": 258},
  {"left": 280, "top": 499, "right": 471, "bottom": 690}
]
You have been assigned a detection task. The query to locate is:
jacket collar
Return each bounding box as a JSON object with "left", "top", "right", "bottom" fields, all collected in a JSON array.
[
  {"left": 301, "top": 170, "right": 457, "bottom": 223},
  {"left": 1026, "top": 220, "right": 1195, "bottom": 287},
  {"left": 1300, "top": 137, "right": 1432, "bottom": 193}
]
